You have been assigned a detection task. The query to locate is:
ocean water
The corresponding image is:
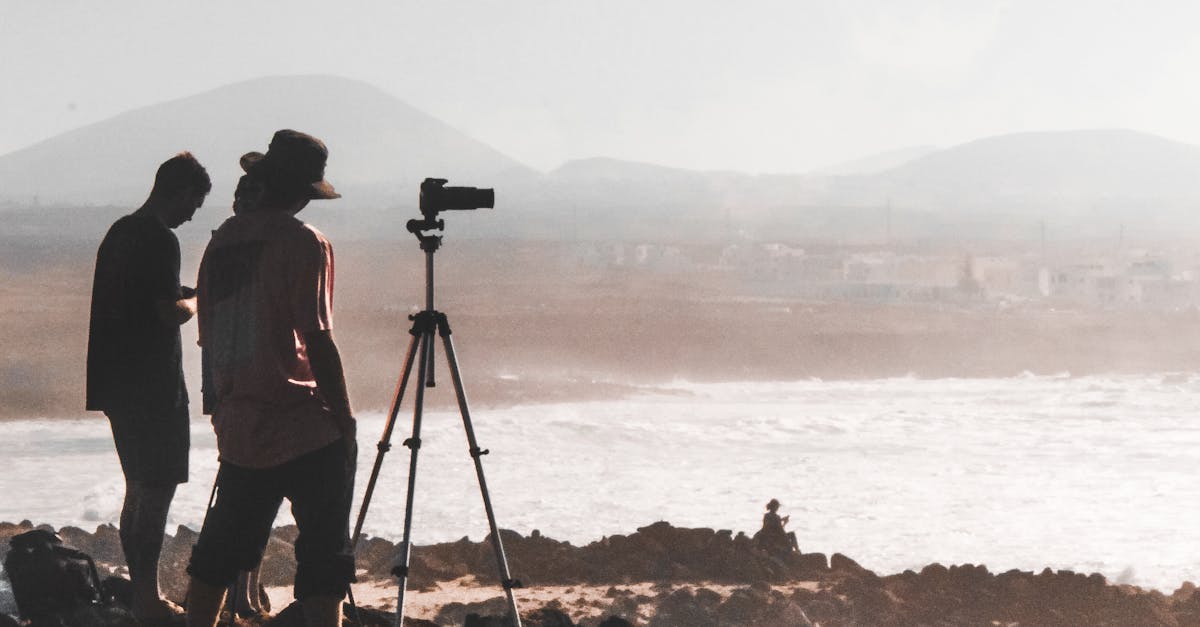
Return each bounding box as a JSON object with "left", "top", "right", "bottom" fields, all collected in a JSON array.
[{"left": 4, "top": 373, "right": 1200, "bottom": 591}]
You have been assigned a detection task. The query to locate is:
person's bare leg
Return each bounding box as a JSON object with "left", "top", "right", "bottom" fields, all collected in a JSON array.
[
  {"left": 787, "top": 531, "right": 800, "bottom": 552},
  {"left": 248, "top": 566, "right": 265, "bottom": 614},
  {"left": 125, "top": 480, "right": 181, "bottom": 620},
  {"left": 233, "top": 569, "right": 263, "bottom": 617},
  {"left": 118, "top": 480, "right": 140, "bottom": 582},
  {"left": 185, "top": 578, "right": 226, "bottom": 627},
  {"left": 301, "top": 594, "right": 344, "bottom": 627}
]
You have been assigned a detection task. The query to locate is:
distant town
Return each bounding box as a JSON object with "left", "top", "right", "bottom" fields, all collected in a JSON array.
[{"left": 565, "top": 239, "right": 1200, "bottom": 310}]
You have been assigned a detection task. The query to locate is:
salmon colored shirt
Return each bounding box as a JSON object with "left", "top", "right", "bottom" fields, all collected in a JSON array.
[{"left": 197, "top": 211, "right": 341, "bottom": 468}]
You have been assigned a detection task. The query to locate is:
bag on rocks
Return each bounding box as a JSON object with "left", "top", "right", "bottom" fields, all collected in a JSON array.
[{"left": 3, "top": 529, "right": 106, "bottom": 623}]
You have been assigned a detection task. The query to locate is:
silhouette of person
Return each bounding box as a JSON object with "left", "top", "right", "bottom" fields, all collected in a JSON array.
[
  {"left": 220, "top": 170, "right": 271, "bottom": 621},
  {"left": 86, "top": 152, "right": 210, "bottom": 623},
  {"left": 186, "top": 130, "right": 355, "bottom": 627},
  {"left": 756, "top": 498, "right": 801, "bottom": 555}
]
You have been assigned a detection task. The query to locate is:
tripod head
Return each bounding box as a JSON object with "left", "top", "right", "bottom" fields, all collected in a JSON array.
[{"left": 406, "top": 178, "right": 495, "bottom": 251}]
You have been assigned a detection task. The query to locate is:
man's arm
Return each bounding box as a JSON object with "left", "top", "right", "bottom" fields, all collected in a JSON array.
[
  {"left": 305, "top": 329, "right": 355, "bottom": 438},
  {"left": 156, "top": 286, "right": 196, "bottom": 325}
]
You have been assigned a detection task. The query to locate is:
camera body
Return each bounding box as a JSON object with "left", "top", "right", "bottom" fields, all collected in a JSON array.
[
  {"left": 420, "top": 178, "right": 494, "bottom": 215},
  {"left": 408, "top": 178, "right": 495, "bottom": 243}
]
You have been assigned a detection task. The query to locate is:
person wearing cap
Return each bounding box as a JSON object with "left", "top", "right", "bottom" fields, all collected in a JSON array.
[
  {"left": 86, "top": 151, "right": 211, "bottom": 624},
  {"left": 186, "top": 130, "right": 356, "bottom": 627}
]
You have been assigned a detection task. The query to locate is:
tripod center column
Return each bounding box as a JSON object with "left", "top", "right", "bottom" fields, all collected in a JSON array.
[{"left": 425, "top": 249, "right": 435, "bottom": 312}]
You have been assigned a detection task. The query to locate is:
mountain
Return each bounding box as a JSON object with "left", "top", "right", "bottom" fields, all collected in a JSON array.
[
  {"left": 813, "top": 146, "right": 937, "bottom": 176},
  {"left": 5, "top": 83, "right": 1200, "bottom": 242},
  {"left": 0, "top": 75, "right": 535, "bottom": 214},
  {"left": 871, "top": 129, "right": 1200, "bottom": 210},
  {"left": 510, "top": 157, "right": 824, "bottom": 241},
  {"left": 479, "top": 130, "right": 1200, "bottom": 240}
]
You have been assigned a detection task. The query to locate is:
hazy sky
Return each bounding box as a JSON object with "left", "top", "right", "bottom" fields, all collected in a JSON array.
[{"left": 4, "top": 1, "right": 1200, "bottom": 173}]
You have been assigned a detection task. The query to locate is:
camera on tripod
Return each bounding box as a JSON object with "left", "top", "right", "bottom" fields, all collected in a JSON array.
[
  {"left": 408, "top": 178, "right": 494, "bottom": 235},
  {"left": 354, "top": 176, "right": 524, "bottom": 626},
  {"left": 422, "top": 177, "right": 494, "bottom": 213}
]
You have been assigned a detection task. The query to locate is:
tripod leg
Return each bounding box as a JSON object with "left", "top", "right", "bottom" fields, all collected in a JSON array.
[
  {"left": 352, "top": 329, "right": 422, "bottom": 547},
  {"left": 439, "top": 327, "right": 524, "bottom": 627},
  {"left": 346, "top": 327, "right": 422, "bottom": 625},
  {"left": 393, "top": 328, "right": 435, "bottom": 627}
]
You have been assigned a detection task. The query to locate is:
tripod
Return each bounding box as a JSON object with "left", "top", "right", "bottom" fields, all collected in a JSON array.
[{"left": 349, "top": 201, "right": 523, "bottom": 627}]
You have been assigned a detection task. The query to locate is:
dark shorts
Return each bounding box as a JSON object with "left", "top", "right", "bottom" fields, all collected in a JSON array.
[
  {"left": 187, "top": 438, "right": 357, "bottom": 600},
  {"left": 105, "top": 405, "right": 190, "bottom": 485}
]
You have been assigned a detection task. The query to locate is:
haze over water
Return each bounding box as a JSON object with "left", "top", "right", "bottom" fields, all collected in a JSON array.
[{"left": 5, "top": 373, "right": 1199, "bottom": 592}]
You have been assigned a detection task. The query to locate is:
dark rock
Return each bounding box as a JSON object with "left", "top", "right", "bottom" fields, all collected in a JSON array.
[
  {"left": 597, "top": 617, "right": 635, "bottom": 627},
  {"left": 101, "top": 575, "right": 132, "bottom": 608},
  {"left": 272, "top": 525, "right": 300, "bottom": 545},
  {"left": 259, "top": 536, "right": 298, "bottom": 587},
  {"left": 345, "top": 603, "right": 404, "bottom": 626},
  {"left": 435, "top": 596, "right": 508, "bottom": 627},
  {"left": 266, "top": 601, "right": 419, "bottom": 627},
  {"left": 919, "top": 562, "right": 949, "bottom": 578},
  {"left": 648, "top": 587, "right": 719, "bottom": 627},
  {"left": 89, "top": 524, "right": 125, "bottom": 567},
  {"left": 604, "top": 587, "right": 629, "bottom": 598},
  {"left": 830, "top": 553, "right": 873, "bottom": 578},
  {"left": 464, "top": 613, "right": 517, "bottom": 627},
  {"left": 715, "top": 586, "right": 771, "bottom": 625},
  {"left": 354, "top": 535, "right": 398, "bottom": 576},
  {"left": 1175, "top": 581, "right": 1198, "bottom": 603},
  {"left": 158, "top": 528, "right": 196, "bottom": 604},
  {"left": 760, "top": 600, "right": 815, "bottom": 627},
  {"left": 603, "top": 593, "right": 640, "bottom": 624},
  {"left": 794, "top": 552, "right": 828, "bottom": 577},
  {"left": 525, "top": 602, "right": 576, "bottom": 627}
]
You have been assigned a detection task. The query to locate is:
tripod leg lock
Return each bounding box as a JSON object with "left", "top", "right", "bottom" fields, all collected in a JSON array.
[
  {"left": 377, "top": 441, "right": 392, "bottom": 453},
  {"left": 470, "top": 447, "right": 490, "bottom": 458},
  {"left": 434, "top": 312, "right": 453, "bottom": 337},
  {"left": 391, "top": 565, "right": 409, "bottom": 578},
  {"left": 403, "top": 437, "right": 422, "bottom": 450},
  {"left": 502, "top": 578, "right": 523, "bottom": 590}
]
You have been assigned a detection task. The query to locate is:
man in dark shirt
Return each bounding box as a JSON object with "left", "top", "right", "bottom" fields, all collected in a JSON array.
[{"left": 86, "top": 152, "right": 210, "bottom": 623}]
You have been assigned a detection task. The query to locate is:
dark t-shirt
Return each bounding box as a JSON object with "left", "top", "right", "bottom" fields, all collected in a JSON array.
[{"left": 86, "top": 213, "right": 187, "bottom": 412}]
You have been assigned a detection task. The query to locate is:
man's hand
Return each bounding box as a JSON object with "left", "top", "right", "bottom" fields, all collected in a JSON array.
[
  {"left": 157, "top": 286, "right": 197, "bottom": 325},
  {"left": 305, "top": 329, "right": 355, "bottom": 441}
]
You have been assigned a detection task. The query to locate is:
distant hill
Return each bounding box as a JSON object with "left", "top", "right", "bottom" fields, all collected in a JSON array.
[
  {"left": 0, "top": 75, "right": 534, "bottom": 219},
  {"left": 507, "top": 157, "right": 826, "bottom": 241},
  {"left": 872, "top": 129, "right": 1200, "bottom": 209},
  {"left": 5, "top": 81, "right": 1200, "bottom": 242},
  {"left": 813, "top": 146, "right": 937, "bottom": 176}
]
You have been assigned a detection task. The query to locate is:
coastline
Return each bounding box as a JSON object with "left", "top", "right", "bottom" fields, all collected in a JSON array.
[
  {"left": 4, "top": 374, "right": 1199, "bottom": 593},
  {"left": 2, "top": 520, "right": 1198, "bottom": 626}
]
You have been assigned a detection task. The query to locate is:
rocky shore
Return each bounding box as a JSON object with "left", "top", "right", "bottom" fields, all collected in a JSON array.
[{"left": 3, "top": 519, "right": 1199, "bottom": 626}]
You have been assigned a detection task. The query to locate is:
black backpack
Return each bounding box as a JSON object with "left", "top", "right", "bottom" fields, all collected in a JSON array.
[{"left": 3, "top": 530, "right": 105, "bottom": 623}]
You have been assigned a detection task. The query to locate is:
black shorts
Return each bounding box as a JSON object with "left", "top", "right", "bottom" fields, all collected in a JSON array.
[
  {"left": 105, "top": 405, "right": 190, "bottom": 485},
  {"left": 187, "top": 438, "right": 357, "bottom": 600}
]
